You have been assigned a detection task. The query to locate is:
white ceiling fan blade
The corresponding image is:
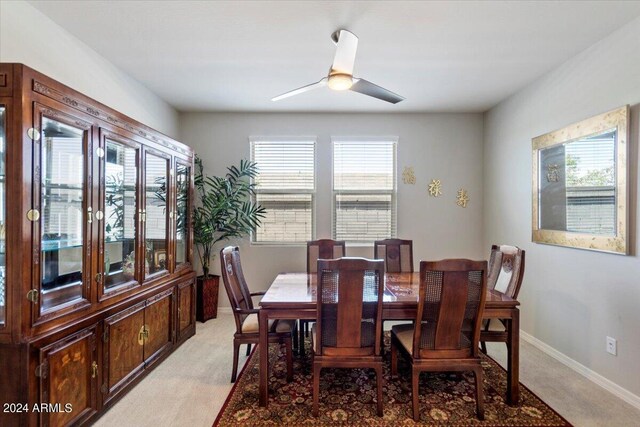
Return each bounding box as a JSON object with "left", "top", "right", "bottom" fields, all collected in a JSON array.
[
  {"left": 331, "top": 30, "right": 358, "bottom": 75},
  {"left": 350, "top": 78, "right": 405, "bottom": 104},
  {"left": 271, "top": 78, "right": 327, "bottom": 101}
]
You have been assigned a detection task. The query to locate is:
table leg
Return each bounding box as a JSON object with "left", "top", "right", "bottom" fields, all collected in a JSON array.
[
  {"left": 506, "top": 308, "right": 520, "bottom": 405},
  {"left": 259, "top": 309, "right": 269, "bottom": 407}
]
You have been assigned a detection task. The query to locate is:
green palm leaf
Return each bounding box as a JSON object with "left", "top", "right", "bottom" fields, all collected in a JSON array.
[{"left": 192, "top": 155, "right": 266, "bottom": 278}]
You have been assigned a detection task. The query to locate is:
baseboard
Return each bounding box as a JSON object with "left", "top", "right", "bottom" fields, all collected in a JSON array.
[{"left": 520, "top": 330, "right": 640, "bottom": 410}]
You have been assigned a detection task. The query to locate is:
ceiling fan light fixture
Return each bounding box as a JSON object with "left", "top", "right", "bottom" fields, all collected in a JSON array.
[{"left": 327, "top": 73, "right": 353, "bottom": 91}]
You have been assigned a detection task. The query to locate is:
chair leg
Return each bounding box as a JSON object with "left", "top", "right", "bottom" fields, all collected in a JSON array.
[
  {"left": 305, "top": 320, "right": 309, "bottom": 337},
  {"left": 285, "top": 337, "right": 293, "bottom": 382},
  {"left": 412, "top": 368, "right": 420, "bottom": 422},
  {"left": 480, "top": 319, "right": 490, "bottom": 354},
  {"left": 474, "top": 366, "right": 485, "bottom": 420},
  {"left": 390, "top": 338, "right": 398, "bottom": 377},
  {"left": 293, "top": 321, "right": 299, "bottom": 352},
  {"left": 298, "top": 321, "right": 306, "bottom": 357},
  {"left": 231, "top": 341, "right": 240, "bottom": 383},
  {"left": 312, "top": 364, "right": 321, "bottom": 417},
  {"left": 375, "top": 365, "right": 384, "bottom": 417},
  {"left": 245, "top": 343, "right": 252, "bottom": 356},
  {"left": 380, "top": 320, "right": 385, "bottom": 356}
]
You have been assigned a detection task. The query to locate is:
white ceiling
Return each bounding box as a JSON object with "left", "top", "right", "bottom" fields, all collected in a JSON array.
[{"left": 29, "top": 1, "right": 640, "bottom": 113}]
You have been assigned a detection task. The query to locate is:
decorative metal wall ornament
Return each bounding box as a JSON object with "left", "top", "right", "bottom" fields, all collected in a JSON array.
[
  {"left": 546, "top": 164, "right": 559, "bottom": 182},
  {"left": 402, "top": 166, "right": 416, "bottom": 185},
  {"left": 428, "top": 179, "right": 442, "bottom": 197},
  {"left": 456, "top": 188, "right": 469, "bottom": 208}
]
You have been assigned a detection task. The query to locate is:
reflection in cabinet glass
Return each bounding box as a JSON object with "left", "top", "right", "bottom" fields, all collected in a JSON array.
[
  {"left": 0, "top": 106, "right": 5, "bottom": 325},
  {"left": 145, "top": 153, "right": 169, "bottom": 276},
  {"left": 41, "top": 117, "right": 85, "bottom": 311},
  {"left": 104, "top": 139, "right": 138, "bottom": 289},
  {"left": 176, "top": 163, "right": 190, "bottom": 267}
]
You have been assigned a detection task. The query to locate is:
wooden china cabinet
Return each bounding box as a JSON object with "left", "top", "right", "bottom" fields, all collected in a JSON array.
[{"left": 0, "top": 64, "right": 196, "bottom": 427}]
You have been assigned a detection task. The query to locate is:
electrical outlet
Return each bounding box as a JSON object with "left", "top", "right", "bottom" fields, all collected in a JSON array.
[{"left": 606, "top": 336, "right": 617, "bottom": 355}]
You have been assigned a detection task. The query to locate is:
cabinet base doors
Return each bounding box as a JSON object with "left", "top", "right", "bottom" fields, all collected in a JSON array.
[
  {"left": 102, "top": 301, "right": 145, "bottom": 404},
  {"left": 144, "top": 288, "right": 174, "bottom": 364},
  {"left": 38, "top": 326, "right": 98, "bottom": 427},
  {"left": 102, "top": 289, "right": 174, "bottom": 405},
  {"left": 177, "top": 280, "right": 195, "bottom": 340}
]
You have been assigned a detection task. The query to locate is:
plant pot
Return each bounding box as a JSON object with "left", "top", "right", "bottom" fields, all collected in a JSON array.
[{"left": 196, "top": 275, "right": 219, "bottom": 322}]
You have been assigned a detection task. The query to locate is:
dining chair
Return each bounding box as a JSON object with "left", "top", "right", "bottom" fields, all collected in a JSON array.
[
  {"left": 391, "top": 259, "right": 487, "bottom": 421},
  {"left": 298, "top": 239, "right": 346, "bottom": 356},
  {"left": 374, "top": 238, "right": 414, "bottom": 273},
  {"left": 480, "top": 244, "right": 525, "bottom": 353},
  {"left": 311, "top": 257, "right": 385, "bottom": 417},
  {"left": 307, "top": 239, "right": 346, "bottom": 273},
  {"left": 220, "top": 246, "right": 294, "bottom": 383},
  {"left": 374, "top": 238, "right": 414, "bottom": 351}
]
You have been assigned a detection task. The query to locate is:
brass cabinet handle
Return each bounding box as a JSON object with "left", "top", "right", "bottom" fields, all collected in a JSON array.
[
  {"left": 27, "top": 289, "right": 39, "bottom": 304},
  {"left": 91, "top": 361, "right": 98, "bottom": 379},
  {"left": 137, "top": 325, "right": 150, "bottom": 345},
  {"left": 87, "top": 207, "right": 93, "bottom": 224}
]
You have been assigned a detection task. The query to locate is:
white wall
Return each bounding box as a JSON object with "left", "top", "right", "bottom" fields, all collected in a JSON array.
[
  {"left": 484, "top": 17, "right": 640, "bottom": 397},
  {"left": 181, "top": 112, "right": 485, "bottom": 304},
  {"left": 0, "top": 1, "right": 179, "bottom": 138}
]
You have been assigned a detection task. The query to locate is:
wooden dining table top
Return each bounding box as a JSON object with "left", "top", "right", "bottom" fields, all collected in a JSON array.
[{"left": 260, "top": 272, "right": 520, "bottom": 309}]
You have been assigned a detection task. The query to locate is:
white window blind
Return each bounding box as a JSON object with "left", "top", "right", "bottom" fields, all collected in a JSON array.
[
  {"left": 251, "top": 138, "right": 315, "bottom": 243},
  {"left": 332, "top": 139, "right": 397, "bottom": 242}
]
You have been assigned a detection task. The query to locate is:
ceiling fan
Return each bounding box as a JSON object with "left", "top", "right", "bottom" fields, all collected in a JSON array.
[{"left": 272, "top": 29, "right": 405, "bottom": 104}]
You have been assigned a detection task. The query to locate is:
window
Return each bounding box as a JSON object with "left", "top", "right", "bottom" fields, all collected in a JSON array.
[
  {"left": 251, "top": 138, "right": 315, "bottom": 243},
  {"left": 332, "top": 138, "right": 397, "bottom": 242}
]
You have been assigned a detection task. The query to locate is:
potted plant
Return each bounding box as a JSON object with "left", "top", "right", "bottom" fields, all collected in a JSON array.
[{"left": 193, "top": 156, "right": 265, "bottom": 321}]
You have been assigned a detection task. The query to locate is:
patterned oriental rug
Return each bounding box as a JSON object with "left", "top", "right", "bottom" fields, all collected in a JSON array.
[{"left": 214, "top": 334, "right": 572, "bottom": 426}]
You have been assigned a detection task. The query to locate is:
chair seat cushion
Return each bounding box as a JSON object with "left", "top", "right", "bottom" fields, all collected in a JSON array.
[
  {"left": 241, "top": 314, "right": 294, "bottom": 334},
  {"left": 392, "top": 323, "right": 471, "bottom": 355},
  {"left": 484, "top": 318, "right": 507, "bottom": 332}
]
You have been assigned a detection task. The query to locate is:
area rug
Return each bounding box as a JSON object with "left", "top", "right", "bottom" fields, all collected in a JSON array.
[{"left": 213, "top": 335, "right": 572, "bottom": 426}]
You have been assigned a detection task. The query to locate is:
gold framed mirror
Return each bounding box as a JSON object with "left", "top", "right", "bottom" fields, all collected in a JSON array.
[{"left": 532, "top": 105, "right": 629, "bottom": 254}]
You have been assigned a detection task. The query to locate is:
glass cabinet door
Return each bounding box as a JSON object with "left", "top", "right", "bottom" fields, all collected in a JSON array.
[
  {"left": 40, "top": 116, "right": 88, "bottom": 313},
  {"left": 175, "top": 162, "right": 190, "bottom": 268},
  {"left": 103, "top": 138, "right": 139, "bottom": 292},
  {"left": 0, "top": 106, "right": 6, "bottom": 325},
  {"left": 144, "top": 152, "right": 169, "bottom": 277}
]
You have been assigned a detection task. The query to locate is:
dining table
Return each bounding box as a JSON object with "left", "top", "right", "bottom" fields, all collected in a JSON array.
[{"left": 258, "top": 272, "right": 520, "bottom": 407}]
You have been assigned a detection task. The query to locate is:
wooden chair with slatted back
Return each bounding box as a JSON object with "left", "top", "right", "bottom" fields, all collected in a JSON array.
[
  {"left": 374, "top": 238, "right": 414, "bottom": 273},
  {"left": 480, "top": 244, "right": 525, "bottom": 353},
  {"left": 298, "top": 239, "right": 346, "bottom": 355},
  {"left": 390, "top": 259, "right": 487, "bottom": 421},
  {"left": 374, "top": 239, "right": 413, "bottom": 350},
  {"left": 307, "top": 239, "right": 346, "bottom": 273},
  {"left": 220, "top": 246, "right": 294, "bottom": 383},
  {"left": 311, "top": 258, "right": 385, "bottom": 417}
]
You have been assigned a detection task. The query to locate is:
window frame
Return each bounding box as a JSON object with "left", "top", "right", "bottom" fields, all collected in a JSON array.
[
  {"left": 249, "top": 136, "right": 317, "bottom": 246},
  {"left": 331, "top": 136, "right": 398, "bottom": 244}
]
